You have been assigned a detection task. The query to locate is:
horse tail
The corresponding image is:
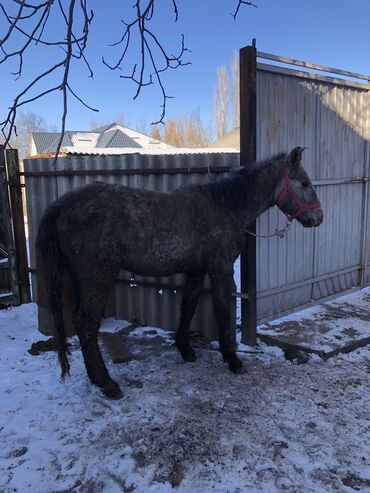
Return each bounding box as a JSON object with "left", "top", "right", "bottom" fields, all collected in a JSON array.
[{"left": 36, "top": 204, "right": 70, "bottom": 379}]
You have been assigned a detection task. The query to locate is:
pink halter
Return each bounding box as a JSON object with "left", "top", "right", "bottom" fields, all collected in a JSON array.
[{"left": 276, "top": 165, "right": 321, "bottom": 222}]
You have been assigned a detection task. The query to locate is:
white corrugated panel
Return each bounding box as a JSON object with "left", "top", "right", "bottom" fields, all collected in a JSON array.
[
  {"left": 24, "top": 152, "right": 239, "bottom": 338},
  {"left": 256, "top": 68, "right": 369, "bottom": 323}
]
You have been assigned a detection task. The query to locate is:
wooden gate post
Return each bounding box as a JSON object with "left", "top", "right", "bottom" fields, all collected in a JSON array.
[
  {"left": 6, "top": 149, "right": 31, "bottom": 303},
  {"left": 239, "top": 40, "right": 257, "bottom": 345},
  {"left": 0, "top": 145, "right": 20, "bottom": 304}
]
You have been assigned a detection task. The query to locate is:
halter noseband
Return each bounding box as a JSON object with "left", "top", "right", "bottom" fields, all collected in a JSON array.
[{"left": 276, "top": 165, "right": 321, "bottom": 222}]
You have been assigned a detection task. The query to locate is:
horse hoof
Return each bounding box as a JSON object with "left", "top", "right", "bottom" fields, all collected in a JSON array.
[
  {"left": 229, "top": 362, "right": 245, "bottom": 374},
  {"left": 224, "top": 355, "right": 245, "bottom": 374},
  {"left": 102, "top": 380, "right": 123, "bottom": 400},
  {"left": 180, "top": 346, "right": 197, "bottom": 362}
]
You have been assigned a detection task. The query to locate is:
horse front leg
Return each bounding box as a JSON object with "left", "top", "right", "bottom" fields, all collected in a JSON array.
[
  {"left": 176, "top": 272, "right": 205, "bottom": 362},
  {"left": 209, "top": 267, "right": 244, "bottom": 374}
]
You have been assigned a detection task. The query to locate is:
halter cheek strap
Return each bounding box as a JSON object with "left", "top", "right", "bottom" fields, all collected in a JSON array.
[{"left": 276, "top": 166, "right": 321, "bottom": 222}]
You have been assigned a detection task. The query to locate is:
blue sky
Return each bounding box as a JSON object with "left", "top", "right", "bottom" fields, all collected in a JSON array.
[{"left": 1, "top": 0, "right": 370, "bottom": 133}]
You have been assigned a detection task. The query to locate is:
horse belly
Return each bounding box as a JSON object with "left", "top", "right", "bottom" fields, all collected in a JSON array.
[{"left": 121, "top": 238, "right": 203, "bottom": 277}]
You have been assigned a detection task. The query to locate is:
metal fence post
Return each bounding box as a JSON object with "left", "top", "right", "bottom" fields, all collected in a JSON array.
[
  {"left": 360, "top": 178, "right": 369, "bottom": 287},
  {"left": 6, "top": 149, "right": 31, "bottom": 303},
  {"left": 360, "top": 106, "right": 370, "bottom": 288},
  {"left": 0, "top": 145, "right": 20, "bottom": 304},
  {"left": 239, "top": 40, "right": 257, "bottom": 345}
]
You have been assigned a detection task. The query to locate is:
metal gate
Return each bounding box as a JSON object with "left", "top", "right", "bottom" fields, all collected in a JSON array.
[
  {"left": 0, "top": 145, "right": 31, "bottom": 307},
  {"left": 239, "top": 43, "right": 370, "bottom": 343}
]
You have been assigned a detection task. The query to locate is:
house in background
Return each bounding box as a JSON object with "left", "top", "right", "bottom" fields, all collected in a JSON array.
[{"left": 29, "top": 122, "right": 175, "bottom": 157}]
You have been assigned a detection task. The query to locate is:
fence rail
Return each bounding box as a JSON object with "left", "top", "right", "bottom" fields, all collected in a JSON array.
[{"left": 257, "top": 51, "right": 370, "bottom": 81}]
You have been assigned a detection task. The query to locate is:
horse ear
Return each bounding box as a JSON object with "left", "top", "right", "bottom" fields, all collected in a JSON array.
[{"left": 288, "top": 146, "right": 305, "bottom": 167}]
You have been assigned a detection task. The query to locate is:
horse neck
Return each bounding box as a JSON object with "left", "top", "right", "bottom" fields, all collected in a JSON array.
[{"left": 231, "top": 158, "right": 283, "bottom": 225}]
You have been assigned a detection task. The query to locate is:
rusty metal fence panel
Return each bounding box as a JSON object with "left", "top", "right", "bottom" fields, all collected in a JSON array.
[
  {"left": 24, "top": 152, "right": 239, "bottom": 338},
  {"left": 0, "top": 160, "right": 13, "bottom": 299},
  {"left": 255, "top": 62, "right": 370, "bottom": 323}
]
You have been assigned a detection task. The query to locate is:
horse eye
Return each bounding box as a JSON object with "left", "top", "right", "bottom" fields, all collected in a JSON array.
[{"left": 302, "top": 181, "right": 309, "bottom": 188}]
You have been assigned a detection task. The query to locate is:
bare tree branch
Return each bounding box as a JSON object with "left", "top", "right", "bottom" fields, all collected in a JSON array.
[
  {"left": 0, "top": 0, "right": 94, "bottom": 154},
  {"left": 232, "top": 0, "right": 257, "bottom": 19},
  {"left": 1, "top": 61, "right": 65, "bottom": 145},
  {"left": 0, "top": 1, "right": 254, "bottom": 154},
  {"left": 0, "top": 1, "right": 53, "bottom": 77},
  {"left": 53, "top": 0, "right": 76, "bottom": 162},
  {"left": 102, "top": 0, "right": 190, "bottom": 125},
  {"left": 0, "top": 1, "right": 24, "bottom": 46}
]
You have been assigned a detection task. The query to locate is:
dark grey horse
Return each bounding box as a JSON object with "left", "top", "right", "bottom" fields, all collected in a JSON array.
[{"left": 36, "top": 146, "right": 323, "bottom": 399}]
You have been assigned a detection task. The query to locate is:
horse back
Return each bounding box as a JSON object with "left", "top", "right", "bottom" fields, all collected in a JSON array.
[{"left": 53, "top": 182, "right": 242, "bottom": 276}]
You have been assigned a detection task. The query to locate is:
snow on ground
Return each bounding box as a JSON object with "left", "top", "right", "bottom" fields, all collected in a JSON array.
[
  {"left": 257, "top": 287, "right": 370, "bottom": 355},
  {"left": 1, "top": 301, "right": 370, "bottom": 493}
]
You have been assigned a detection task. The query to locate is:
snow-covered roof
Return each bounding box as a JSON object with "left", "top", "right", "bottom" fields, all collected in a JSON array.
[
  {"left": 61, "top": 147, "right": 240, "bottom": 156},
  {"left": 30, "top": 123, "right": 174, "bottom": 156}
]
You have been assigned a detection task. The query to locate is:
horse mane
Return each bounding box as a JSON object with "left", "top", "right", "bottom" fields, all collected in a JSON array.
[{"left": 200, "top": 152, "right": 286, "bottom": 212}]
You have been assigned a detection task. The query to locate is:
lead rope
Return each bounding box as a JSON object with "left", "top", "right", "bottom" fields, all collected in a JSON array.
[{"left": 245, "top": 220, "right": 291, "bottom": 239}]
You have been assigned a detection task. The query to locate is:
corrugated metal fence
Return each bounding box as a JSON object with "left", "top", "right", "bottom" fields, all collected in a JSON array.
[
  {"left": 24, "top": 152, "right": 239, "bottom": 338},
  {"left": 23, "top": 51, "right": 370, "bottom": 338},
  {"left": 255, "top": 54, "right": 370, "bottom": 323}
]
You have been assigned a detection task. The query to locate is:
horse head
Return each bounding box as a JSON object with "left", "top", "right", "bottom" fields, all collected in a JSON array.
[{"left": 274, "top": 147, "right": 323, "bottom": 227}]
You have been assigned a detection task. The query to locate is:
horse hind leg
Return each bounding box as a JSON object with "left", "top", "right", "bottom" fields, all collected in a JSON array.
[
  {"left": 176, "top": 273, "right": 205, "bottom": 362},
  {"left": 75, "top": 309, "right": 122, "bottom": 399},
  {"left": 74, "top": 270, "right": 122, "bottom": 399}
]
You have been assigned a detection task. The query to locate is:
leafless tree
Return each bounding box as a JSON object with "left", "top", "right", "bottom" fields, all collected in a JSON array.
[
  {"left": 0, "top": 110, "right": 51, "bottom": 160},
  {"left": 213, "top": 51, "right": 240, "bottom": 139},
  {"left": 150, "top": 124, "right": 161, "bottom": 141},
  {"left": 185, "top": 111, "right": 212, "bottom": 147},
  {"left": 213, "top": 66, "right": 230, "bottom": 140},
  {"left": 231, "top": 51, "right": 240, "bottom": 129},
  {"left": 136, "top": 118, "right": 149, "bottom": 135},
  {"left": 0, "top": 1, "right": 253, "bottom": 156},
  {"left": 163, "top": 118, "right": 179, "bottom": 147},
  {"left": 161, "top": 111, "right": 211, "bottom": 147},
  {"left": 0, "top": 109, "right": 51, "bottom": 251}
]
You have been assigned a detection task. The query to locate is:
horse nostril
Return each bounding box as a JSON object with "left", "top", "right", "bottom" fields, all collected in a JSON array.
[{"left": 314, "top": 211, "right": 324, "bottom": 226}]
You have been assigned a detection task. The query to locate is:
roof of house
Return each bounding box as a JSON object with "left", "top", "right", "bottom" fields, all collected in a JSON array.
[
  {"left": 30, "top": 123, "right": 172, "bottom": 156},
  {"left": 96, "top": 129, "right": 141, "bottom": 149},
  {"left": 29, "top": 148, "right": 240, "bottom": 159},
  {"left": 32, "top": 132, "right": 73, "bottom": 154}
]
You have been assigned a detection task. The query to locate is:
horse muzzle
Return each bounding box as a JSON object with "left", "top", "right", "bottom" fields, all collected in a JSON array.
[{"left": 297, "top": 208, "right": 324, "bottom": 228}]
